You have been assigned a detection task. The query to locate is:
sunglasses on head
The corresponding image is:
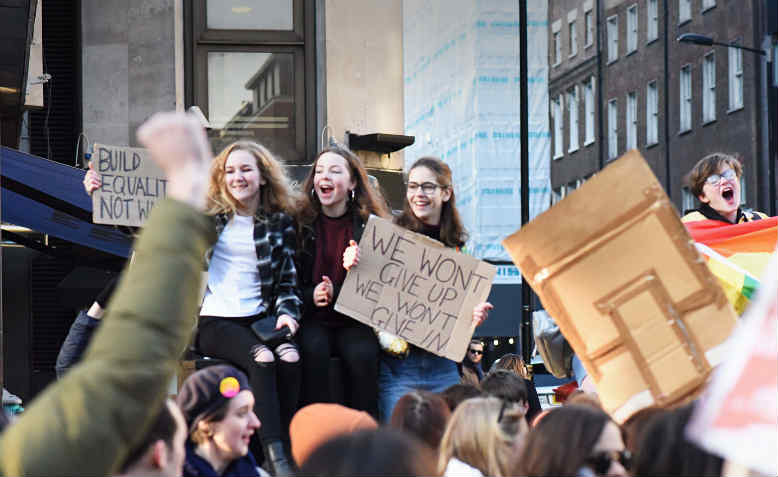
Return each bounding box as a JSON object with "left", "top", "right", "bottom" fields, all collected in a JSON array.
[
  {"left": 585, "top": 450, "right": 632, "bottom": 475},
  {"left": 468, "top": 349, "right": 483, "bottom": 355}
]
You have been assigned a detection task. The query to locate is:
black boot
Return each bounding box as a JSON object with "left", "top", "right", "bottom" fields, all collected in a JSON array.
[{"left": 263, "top": 439, "right": 295, "bottom": 476}]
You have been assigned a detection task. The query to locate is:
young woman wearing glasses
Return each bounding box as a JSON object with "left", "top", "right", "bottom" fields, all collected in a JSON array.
[{"left": 682, "top": 153, "right": 767, "bottom": 224}]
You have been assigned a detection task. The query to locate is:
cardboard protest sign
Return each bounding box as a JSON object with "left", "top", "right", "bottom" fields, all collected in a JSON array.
[
  {"left": 91, "top": 143, "right": 167, "bottom": 226},
  {"left": 502, "top": 151, "right": 737, "bottom": 422},
  {"left": 686, "top": 253, "right": 777, "bottom": 476},
  {"left": 335, "top": 215, "right": 496, "bottom": 361}
]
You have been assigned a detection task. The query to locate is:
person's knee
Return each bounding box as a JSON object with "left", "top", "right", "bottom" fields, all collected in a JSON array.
[
  {"left": 251, "top": 344, "right": 275, "bottom": 364},
  {"left": 276, "top": 343, "right": 299, "bottom": 363}
]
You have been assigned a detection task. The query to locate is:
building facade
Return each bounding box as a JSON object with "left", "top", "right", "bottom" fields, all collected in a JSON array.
[{"left": 549, "top": 0, "right": 774, "bottom": 214}]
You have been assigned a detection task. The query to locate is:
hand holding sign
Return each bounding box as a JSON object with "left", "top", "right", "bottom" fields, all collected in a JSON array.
[
  {"left": 472, "top": 301, "right": 493, "bottom": 327},
  {"left": 335, "top": 216, "right": 496, "bottom": 361},
  {"left": 83, "top": 162, "right": 101, "bottom": 194},
  {"left": 343, "top": 240, "right": 360, "bottom": 270}
]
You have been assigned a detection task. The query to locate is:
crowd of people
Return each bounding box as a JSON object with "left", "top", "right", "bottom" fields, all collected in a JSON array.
[{"left": 0, "top": 111, "right": 767, "bottom": 476}]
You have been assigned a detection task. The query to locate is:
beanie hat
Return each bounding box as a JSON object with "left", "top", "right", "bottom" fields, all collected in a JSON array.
[
  {"left": 176, "top": 365, "right": 250, "bottom": 435},
  {"left": 289, "top": 403, "right": 377, "bottom": 466}
]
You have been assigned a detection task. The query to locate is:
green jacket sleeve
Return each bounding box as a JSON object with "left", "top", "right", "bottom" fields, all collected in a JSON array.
[{"left": 0, "top": 199, "right": 216, "bottom": 477}]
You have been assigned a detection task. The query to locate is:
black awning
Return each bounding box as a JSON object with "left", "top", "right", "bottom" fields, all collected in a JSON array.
[{"left": 1, "top": 146, "right": 131, "bottom": 258}]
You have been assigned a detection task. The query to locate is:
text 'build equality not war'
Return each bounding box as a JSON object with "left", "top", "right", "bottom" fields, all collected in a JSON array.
[
  {"left": 335, "top": 216, "right": 496, "bottom": 361},
  {"left": 91, "top": 143, "right": 167, "bottom": 227}
]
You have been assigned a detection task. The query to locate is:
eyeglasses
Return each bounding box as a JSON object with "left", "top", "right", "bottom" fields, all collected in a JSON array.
[
  {"left": 406, "top": 181, "right": 445, "bottom": 194},
  {"left": 468, "top": 349, "right": 483, "bottom": 355},
  {"left": 585, "top": 450, "right": 632, "bottom": 474},
  {"left": 705, "top": 168, "right": 737, "bottom": 185}
]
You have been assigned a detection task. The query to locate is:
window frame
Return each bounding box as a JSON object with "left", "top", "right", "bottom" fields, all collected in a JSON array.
[
  {"left": 702, "top": 51, "right": 716, "bottom": 124},
  {"left": 568, "top": 86, "right": 580, "bottom": 153},
  {"left": 607, "top": 15, "right": 619, "bottom": 64},
  {"left": 626, "top": 91, "right": 637, "bottom": 150},
  {"left": 679, "top": 64, "right": 692, "bottom": 133},
  {"left": 728, "top": 43, "right": 744, "bottom": 112},
  {"left": 626, "top": 4, "right": 638, "bottom": 54},
  {"left": 584, "top": 76, "right": 595, "bottom": 146},
  {"left": 646, "top": 80, "right": 658, "bottom": 146},
  {"left": 701, "top": 0, "right": 716, "bottom": 13},
  {"left": 679, "top": 0, "right": 692, "bottom": 24},
  {"left": 647, "top": 0, "right": 658, "bottom": 43},
  {"left": 568, "top": 19, "right": 578, "bottom": 58},
  {"left": 553, "top": 30, "right": 562, "bottom": 66},
  {"left": 185, "top": 0, "right": 317, "bottom": 162},
  {"left": 552, "top": 95, "right": 564, "bottom": 159},
  {"left": 584, "top": 9, "right": 594, "bottom": 48},
  {"left": 608, "top": 98, "right": 618, "bottom": 160}
]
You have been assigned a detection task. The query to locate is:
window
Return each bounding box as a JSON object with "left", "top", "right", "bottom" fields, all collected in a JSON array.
[
  {"left": 584, "top": 76, "right": 595, "bottom": 145},
  {"left": 703, "top": 52, "right": 716, "bottom": 123},
  {"left": 607, "top": 16, "right": 618, "bottom": 62},
  {"left": 627, "top": 4, "right": 638, "bottom": 54},
  {"left": 740, "top": 175, "right": 747, "bottom": 205},
  {"left": 569, "top": 20, "right": 578, "bottom": 57},
  {"left": 682, "top": 187, "right": 697, "bottom": 213},
  {"left": 552, "top": 186, "right": 564, "bottom": 205},
  {"left": 646, "top": 80, "right": 658, "bottom": 145},
  {"left": 553, "top": 31, "right": 562, "bottom": 65},
  {"left": 702, "top": 0, "right": 716, "bottom": 12},
  {"left": 647, "top": 0, "right": 658, "bottom": 42},
  {"left": 679, "top": 0, "right": 691, "bottom": 23},
  {"left": 680, "top": 65, "right": 692, "bottom": 132},
  {"left": 608, "top": 98, "right": 618, "bottom": 159},
  {"left": 188, "top": 0, "right": 314, "bottom": 162},
  {"left": 568, "top": 86, "right": 579, "bottom": 152},
  {"left": 585, "top": 10, "right": 594, "bottom": 47},
  {"left": 626, "top": 91, "right": 637, "bottom": 150},
  {"left": 552, "top": 95, "right": 564, "bottom": 159},
  {"left": 729, "top": 45, "right": 743, "bottom": 111}
]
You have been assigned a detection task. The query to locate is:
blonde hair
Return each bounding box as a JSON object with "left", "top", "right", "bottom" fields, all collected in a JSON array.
[
  {"left": 206, "top": 141, "right": 297, "bottom": 217},
  {"left": 437, "top": 397, "right": 527, "bottom": 476}
]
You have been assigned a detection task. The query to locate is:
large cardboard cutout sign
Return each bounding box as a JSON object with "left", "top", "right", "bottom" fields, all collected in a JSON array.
[
  {"left": 91, "top": 143, "right": 167, "bottom": 226},
  {"left": 502, "top": 151, "right": 737, "bottom": 422},
  {"left": 335, "top": 216, "right": 496, "bottom": 361}
]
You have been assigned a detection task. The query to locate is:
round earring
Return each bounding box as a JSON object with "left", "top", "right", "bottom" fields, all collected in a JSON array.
[{"left": 350, "top": 189, "right": 355, "bottom": 201}]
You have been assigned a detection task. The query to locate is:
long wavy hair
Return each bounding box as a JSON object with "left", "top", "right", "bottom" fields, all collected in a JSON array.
[
  {"left": 295, "top": 147, "right": 390, "bottom": 226},
  {"left": 206, "top": 141, "right": 297, "bottom": 217},
  {"left": 395, "top": 157, "right": 468, "bottom": 248},
  {"left": 438, "top": 397, "right": 527, "bottom": 477}
]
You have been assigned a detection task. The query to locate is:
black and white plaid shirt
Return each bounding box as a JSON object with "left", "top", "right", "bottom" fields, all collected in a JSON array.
[{"left": 210, "top": 211, "right": 302, "bottom": 320}]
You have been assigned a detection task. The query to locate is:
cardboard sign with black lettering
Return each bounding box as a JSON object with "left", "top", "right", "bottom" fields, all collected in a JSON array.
[
  {"left": 91, "top": 143, "right": 167, "bottom": 226},
  {"left": 335, "top": 215, "right": 496, "bottom": 361}
]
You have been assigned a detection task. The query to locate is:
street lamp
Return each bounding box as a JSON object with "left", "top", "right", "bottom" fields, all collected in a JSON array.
[
  {"left": 677, "top": 32, "right": 775, "bottom": 217},
  {"left": 677, "top": 33, "right": 766, "bottom": 55}
]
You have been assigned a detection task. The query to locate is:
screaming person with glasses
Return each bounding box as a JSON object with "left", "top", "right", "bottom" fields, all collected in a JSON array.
[{"left": 682, "top": 153, "right": 768, "bottom": 224}]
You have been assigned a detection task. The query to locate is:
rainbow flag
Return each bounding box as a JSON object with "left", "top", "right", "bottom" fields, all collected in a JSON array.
[{"left": 685, "top": 217, "right": 777, "bottom": 314}]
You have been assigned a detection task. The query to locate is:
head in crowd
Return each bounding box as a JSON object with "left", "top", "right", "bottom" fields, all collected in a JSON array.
[
  {"left": 438, "top": 396, "right": 528, "bottom": 477},
  {"left": 517, "top": 404, "right": 629, "bottom": 477},
  {"left": 632, "top": 403, "right": 723, "bottom": 477},
  {"left": 489, "top": 353, "right": 531, "bottom": 380},
  {"left": 176, "top": 366, "right": 260, "bottom": 472},
  {"left": 297, "top": 147, "right": 390, "bottom": 225},
  {"left": 389, "top": 390, "right": 451, "bottom": 451},
  {"left": 396, "top": 157, "right": 468, "bottom": 248},
  {"left": 620, "top": 406, "right": 666, "bottom": 456},
  {"left": 565, "top": 389, "right": 603, "bottom": 410},
  {"left": 481, "top": 369, "right": 529, "bottom": 410},
  {"left": 466, "top": 339, "right": 485, "bottom": 365},
  {"left": 117, "top": 399, "right": 187, "bottom": 477},
  {"left": 685, "top": 152, "right": 743, "bottom": 219},
  {"left": 207, "top": 140, "right": 297, "bottom": 217},
  {"left": 440, "top": 384, "right": 484, "bottom": 412},
  {"left": 289, "top": 403, "right": 377, "bottom": 468},
  {"left": 298, "top": 428, "right": 436, "bottom": 477}
]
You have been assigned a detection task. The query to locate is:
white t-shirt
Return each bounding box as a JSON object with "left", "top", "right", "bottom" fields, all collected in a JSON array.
[{"left": 200, "top": 214, "right": 264, "bottom": 317}]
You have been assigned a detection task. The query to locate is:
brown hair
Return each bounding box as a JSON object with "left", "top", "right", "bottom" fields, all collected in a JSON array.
[
  {"left": 516, "top": 405, "right": 613, "bottom": 476},
  {"left": 189, "top": 400, "right": 230, "bottom": 445},
  {"left": 489, "top": 353, "right": 531, "bottom": 380},
  {"left": 296, "top": 147, "right": 390, "bottom": 226},
  {"left": 389, "top": 390, "right": 451, "bottom": 451},
  {"left": 685, "top": 152, "right": 743, "bottom": 198},
  {"left": 621, "top": 406, "right": 666, "bottom": 455},
  {"left": 395, "top": 157, "right": 468, "bottom": 248},
  {"left": 206, "top": 141, "right": 297, "bottom": 217}
]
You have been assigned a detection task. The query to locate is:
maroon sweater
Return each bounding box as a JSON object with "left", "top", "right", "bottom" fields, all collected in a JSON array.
[{"left": 311, "top": 212, "right": 354, "bottom": 326}]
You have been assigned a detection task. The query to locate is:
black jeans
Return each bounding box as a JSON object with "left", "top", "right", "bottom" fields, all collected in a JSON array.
[
  {"left": 197, "top": 315, "right": 301, "bottom": 444},
  {"left": 299, "top": 319, "right": 379, "bottom": 417}
]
